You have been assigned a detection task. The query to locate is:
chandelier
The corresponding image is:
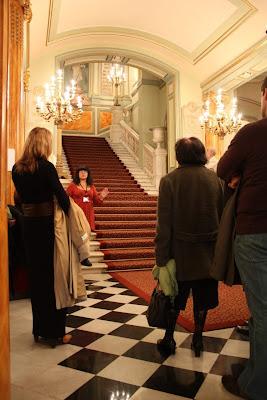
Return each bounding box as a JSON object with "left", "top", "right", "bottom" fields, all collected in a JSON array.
[
  {"left": 36, "top": 69, "right": 83, "bottom": 125},
  {"left": 107, "top": 64, "right": 126, "bottom": 106},
  {"left": 200, "top": 89, "right": 242, "bottom": 138}
]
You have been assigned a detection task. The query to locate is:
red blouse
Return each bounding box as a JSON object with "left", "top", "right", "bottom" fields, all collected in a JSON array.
[{"left": 66, "top": 182, "right": 103, "bottom": 231}]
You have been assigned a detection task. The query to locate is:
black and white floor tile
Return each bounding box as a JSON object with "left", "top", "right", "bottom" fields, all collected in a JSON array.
[{"left": 10, "top": 273, "right": 249, "bottom": 400}]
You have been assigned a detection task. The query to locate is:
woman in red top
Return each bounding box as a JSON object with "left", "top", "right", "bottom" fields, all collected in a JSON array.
[{"left": 66, "top": 166, "right": 108, "bottom": 232}]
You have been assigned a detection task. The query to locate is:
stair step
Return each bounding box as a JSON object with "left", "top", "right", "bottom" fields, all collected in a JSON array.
[
  {"left": 95, "top": 229, "right": 156, "bottom": 239},
  {"left": 63, "top": 135, "right": 157, "bottom": 272},
  {"left": 81, "top": 262, "right": 108, "bottom": 276},
  {"left": 99, "top": 201, "right": 157, "bottom": 208},
  {"left": 106, "top": 258, "right": 154, "bottom": 271},
  {"left": 95, "top": 207, "right": 156, "bottom": 214},
  {"left": 89, "top": 251, "right": 105, "bottom": 262},
  {"left": 90, "top": 241, "right": 100, "bottom": 251},
  {"left": 98, "top": 238, "right": 155, "bottom": 249},
  {"left": 95, "top": 221, "right": 156, "bottom": 230},
  {"left": 102, "top": 248, "right": 155, "bottom": 261},
  {"left": 95, "top": 214, "right": 156, "bottom": 222}
]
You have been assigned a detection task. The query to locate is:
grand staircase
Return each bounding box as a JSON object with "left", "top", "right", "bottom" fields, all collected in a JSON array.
[{"left": 62, "top": 135, "right": 157, "bottom": 274}]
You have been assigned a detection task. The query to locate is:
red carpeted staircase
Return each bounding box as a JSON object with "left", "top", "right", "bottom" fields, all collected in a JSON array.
[{"left": 62, "top": 136, "right": 157, "bottom": 271}]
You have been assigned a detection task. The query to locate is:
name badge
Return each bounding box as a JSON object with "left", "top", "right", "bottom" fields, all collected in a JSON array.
[{"left": 83, "top": 197, "right": 89, "bottom": 203}]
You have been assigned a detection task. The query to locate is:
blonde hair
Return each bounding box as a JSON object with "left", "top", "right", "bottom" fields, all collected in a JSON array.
[{"left": 15, "top": 127, "right": 52, "bottom": 174}]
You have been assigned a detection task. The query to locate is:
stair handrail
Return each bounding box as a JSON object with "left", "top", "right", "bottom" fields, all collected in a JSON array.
[
  {"left": 119, "top": 120, "right": 139, "bottom": 163},
  {"left": 122, "top": 104, "right": 133, "bottom": 126},
  {"left": 143, "top": 143, "right": 155, "bottom": 180}
]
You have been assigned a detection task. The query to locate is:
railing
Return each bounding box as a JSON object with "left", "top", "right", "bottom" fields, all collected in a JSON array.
[
  {"left": 120, "top": 120, "right": 139, "bottom": 163},
  {"left": 122, "top": 104, "right": 133, "bottom": 127},
  {"left": 118, "top": 119, "right": 167, "bottom": 190},
  {"left": 143, "top": 143, "right": 154, "bottom": 181}
]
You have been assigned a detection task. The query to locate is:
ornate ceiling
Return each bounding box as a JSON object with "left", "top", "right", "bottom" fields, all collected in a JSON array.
[{"left": 30, "top": 0, "right": 267, "bottom": 89}]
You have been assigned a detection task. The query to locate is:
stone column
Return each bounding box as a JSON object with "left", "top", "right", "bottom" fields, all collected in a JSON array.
[
  {"left": 150, "top": 126, "right": 167, "bottom": 188},
  {"left": 110, "top": 106, "right": 124, "bottom": 143},
  {"left": 92, "top": 63, "right": 99, "bottom": 95},
  {"left": 153, "top": 148, "right": 167, "bottom": 189}
]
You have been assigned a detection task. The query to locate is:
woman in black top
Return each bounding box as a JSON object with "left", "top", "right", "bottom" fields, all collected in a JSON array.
[{"left": 12, "top": 127, "right": 71, "bottom": 348}]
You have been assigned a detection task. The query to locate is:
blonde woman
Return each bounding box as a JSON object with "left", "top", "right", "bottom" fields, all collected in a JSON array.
[{"left": 12, "top": 127, "right": 72, "bottom": 348}]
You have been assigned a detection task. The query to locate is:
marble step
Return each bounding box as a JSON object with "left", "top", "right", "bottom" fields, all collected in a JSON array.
[
  {"left": 90, "top": 241, "right": 100, "bottom": 251},
  {"left": 89, "top": 250, "right": 105, "bottom": 263},
  {"left": 81, "top": 262, "right": 107, "bottom": 277},
  {"left": 146, "top": 190, "right": 159, "bottom": 196}
]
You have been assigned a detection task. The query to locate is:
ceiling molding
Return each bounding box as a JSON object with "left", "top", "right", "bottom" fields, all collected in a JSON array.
[
  {"left": 201, "top": 37, "right": 267, "bottom": 93},
  {"left": 46, "top": 0, "right": 257, "bottom": 65},
  {"left": 238, "top": 97, "right": 261, "bottom": 106},
  {"left": 56, "top": 49, "right": 175, "bottom": 82}
]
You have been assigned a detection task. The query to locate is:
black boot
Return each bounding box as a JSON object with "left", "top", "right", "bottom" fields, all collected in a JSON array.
[
  {"left": 157, "top": 307, "right": 180, "bottom": 354},
  {"left": 81, "top": 258, "right": 92, "bottom": 267},
  {"left": 191, "top": 309, "right": 207, "bottom": 357}
]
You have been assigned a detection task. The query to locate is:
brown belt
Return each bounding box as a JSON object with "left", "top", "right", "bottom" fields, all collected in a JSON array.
[{"left": 22, "top": 201, "right": 54, "bottom": 217}]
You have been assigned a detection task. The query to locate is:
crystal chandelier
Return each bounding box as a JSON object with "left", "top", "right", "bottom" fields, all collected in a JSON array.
[
  {"left": 107, "top": 64, "right": 126, "bottom": 106},
  {"left": 35, "top": 69, "right": 83, "bottom": 177},
  {"left": 36, "top": 69, "right": 83, "bottom": 125},
  {"left": 200, "top": 89, "right": 242, "bottom": 138}
]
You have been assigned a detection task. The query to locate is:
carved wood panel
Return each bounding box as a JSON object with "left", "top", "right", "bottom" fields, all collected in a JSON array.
[
  {"left": 7, "top": 0, "right": 25, "bottom": 204},
  {"left": 0, "top": 0, "right": 11, "bottom": 398}
]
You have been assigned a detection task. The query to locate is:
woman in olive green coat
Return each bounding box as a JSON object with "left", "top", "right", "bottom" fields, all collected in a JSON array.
[{"left": 155, "top": 137, "right": 224, "bottom": 356}]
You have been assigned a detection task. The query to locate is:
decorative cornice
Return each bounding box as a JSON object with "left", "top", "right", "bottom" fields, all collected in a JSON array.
[
  {"left": 46, "top": 0, "right": 257, "bottom": 65},
  {"left": 23, "top": 68, "right": 30, "bottom": 92},
  {"left": 23, "top": 0, "right": 32, "bottom": 22},
  {"left": 201, "top": 37, "right": 267, "bottom": 92}
]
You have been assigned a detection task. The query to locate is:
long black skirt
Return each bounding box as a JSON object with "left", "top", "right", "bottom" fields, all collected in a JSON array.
[{"left": 24, "top": 215, "right": 66, "bottom": 339}]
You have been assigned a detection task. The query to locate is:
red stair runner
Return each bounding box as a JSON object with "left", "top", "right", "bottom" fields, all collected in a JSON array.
[{"left": 63, "top": 135, "right": 156, "bottom": 271}]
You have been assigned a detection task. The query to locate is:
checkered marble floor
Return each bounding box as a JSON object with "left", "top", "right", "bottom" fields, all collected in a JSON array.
[{"left": 10, "top": 273, "right": 249, "bottom": 400}]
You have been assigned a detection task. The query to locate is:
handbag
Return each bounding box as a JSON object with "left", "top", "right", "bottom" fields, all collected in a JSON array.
[{"left": 146, "top": 282, "right": 170, "bottom": 329}]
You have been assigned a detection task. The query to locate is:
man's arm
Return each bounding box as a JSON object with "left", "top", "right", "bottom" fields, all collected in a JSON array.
[
  {"left": 217, "top": 126, "right": 249, "bottom": 183},
  {"left": 154, "top": 177, "right": 173, "bottom": 267}
]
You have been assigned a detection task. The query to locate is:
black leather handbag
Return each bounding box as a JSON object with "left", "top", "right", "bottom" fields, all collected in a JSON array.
[{"left": 146, "top": 282, "right": 169, "bottom": 329}]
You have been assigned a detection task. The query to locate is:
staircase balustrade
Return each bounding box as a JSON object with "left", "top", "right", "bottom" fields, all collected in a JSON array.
[
  {"left": 143, "top": 143, "right": 154, "bottom": 181},
  {"left": 120, "top": 120, "right": 139, "bottom": 163},
  {"left": 123, "top": 105, "right": 133, "bottom": 127},
  {"left": 119, "top": 120, "right": 167, "bottom": 189}
]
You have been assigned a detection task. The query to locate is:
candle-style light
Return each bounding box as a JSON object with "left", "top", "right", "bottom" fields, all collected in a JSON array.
[
  {"left": 35, "top": 69, "right": 83, "bottom": 176},
  {"left": 36, "top": 69, "right": 83, "bottom": 125},
  {"left": 200, "top": 89, "right": 242, "bottom": 138},
  {"left": 107, "top": 64, "right": 126, "bottom": 106}
]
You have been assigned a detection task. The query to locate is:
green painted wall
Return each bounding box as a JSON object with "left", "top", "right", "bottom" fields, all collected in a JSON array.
[{"left": 131, "top": 72, "right": 167, "bottom": 167}]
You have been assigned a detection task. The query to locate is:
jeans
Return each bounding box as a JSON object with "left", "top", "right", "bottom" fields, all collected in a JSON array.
[{"left": 235, "top": 234, "right": 267, "bottom": 400}]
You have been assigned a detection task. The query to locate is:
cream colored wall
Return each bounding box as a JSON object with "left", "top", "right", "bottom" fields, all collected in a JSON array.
[
  {"left": 129, "top": 71, "right": 168, "bottom": 167},
  {"left": 179, "top": 71, "right": 202, "bottom": 110},
  {"left": 27, "top": 34, "right": 203, "bottom": 170},
  {"left": 26, "top": 55, "right": 56, "bottom": 151},
  {"left": 237, "top": 80, "right": 262, "bottom": 122}
]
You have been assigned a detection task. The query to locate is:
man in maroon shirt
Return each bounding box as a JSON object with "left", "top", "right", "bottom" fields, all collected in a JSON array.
[{"left": 217, "top": 76, "right": 267, "bottom": 400}]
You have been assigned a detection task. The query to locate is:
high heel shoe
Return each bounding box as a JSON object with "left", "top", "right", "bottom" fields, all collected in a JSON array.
[
  {"left": 34, "top": 334, "right": 39, "bottom": 343},
  {"left": 157, "top": 338, "right": 176, "bottom": 354},
  {"left": 191, "top": 341, "right": 204, "bottom": 357}
]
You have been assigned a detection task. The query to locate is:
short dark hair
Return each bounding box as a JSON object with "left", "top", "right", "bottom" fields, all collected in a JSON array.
[
  {"left": 73, "top": 166, "right": 93, "bottom": 185},
  {"left": 261, "top": 76, "right": 267, "bottom": 95},
  {"left": 175, "top": 137, "right": 207, "bottom": 165}
]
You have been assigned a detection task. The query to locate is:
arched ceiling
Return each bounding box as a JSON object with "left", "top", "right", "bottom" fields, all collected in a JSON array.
[
  {"left": 30, "top": 0, "right": 267, "bottom": 88},
  {"left": 48, "top": 0, "right": 257, "bottom": 64}
]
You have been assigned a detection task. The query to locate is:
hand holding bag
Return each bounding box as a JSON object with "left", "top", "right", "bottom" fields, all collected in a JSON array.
[{"left": 146, "top": 282, "right": 170, "bottom": 329}]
